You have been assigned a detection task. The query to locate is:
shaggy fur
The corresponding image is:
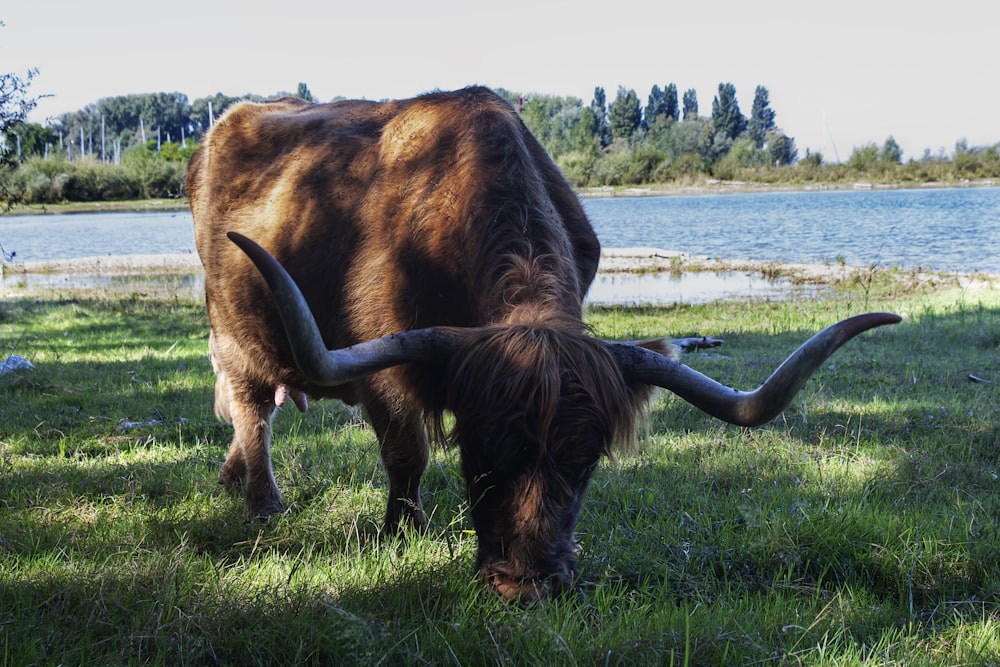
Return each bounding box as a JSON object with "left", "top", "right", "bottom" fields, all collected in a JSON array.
[{"left": 190, "top": 87, "right": 648, "bottom": 600}]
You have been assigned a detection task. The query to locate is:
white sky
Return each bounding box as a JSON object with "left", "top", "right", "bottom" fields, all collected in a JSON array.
[{"left": 3, "top": 0, "right": 997, "bottom": 161}]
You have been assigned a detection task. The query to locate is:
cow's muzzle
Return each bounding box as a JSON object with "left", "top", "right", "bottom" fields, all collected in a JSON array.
[{"left": 483, "top": 562, "right": 576, "bottom": 603}]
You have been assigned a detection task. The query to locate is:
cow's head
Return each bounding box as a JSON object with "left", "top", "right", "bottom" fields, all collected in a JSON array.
[
  {"left": 226, "top": 232, "right": 900, "bottom": 602},
  {"left": 439, "top": 322, "right": 654, "bottom": 600}
]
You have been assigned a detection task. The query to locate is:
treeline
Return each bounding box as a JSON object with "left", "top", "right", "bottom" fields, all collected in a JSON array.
[
  {"left": 494, "top": 83, "right": 799, "bottom": 187},
  {"left": 3, "top": 82, "right": 1000, "bottom": 205},
  {"left": 1, "top": 84, "right": 316, "bottom": 203},
  {"left": 495, "top": 84, "right": 1000, "bottom": 187},
  {"left": 9, "top": 83, "right": 318, "bottom": 161}
]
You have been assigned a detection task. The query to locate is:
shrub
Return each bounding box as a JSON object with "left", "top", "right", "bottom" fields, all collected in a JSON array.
[
  {"left": 556, "top": 150, "right": 598, "bottom": 187},
  {"left": 592, "top": 145, "right": 666, "bottom": 186}
]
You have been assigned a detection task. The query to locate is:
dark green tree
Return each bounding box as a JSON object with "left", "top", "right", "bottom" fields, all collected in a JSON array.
[
  {"left": 591, "top": 87, "right": 612, "bottom": 147},
  {"left": 747, "top": 85, "right": 776, "bottom": 148},
  {"left": 10, "top": 121, "right": 57, "bottom": 158},
  {"left": 92, "top": 92, "right": 190, "bottom": 149},
  {"left": 294, "top": 82, "right": 315, "bottom": 102},
  {"left": 663, "top": 83, "right": 679, "bottom": 121},
  {"left": 711, "top": 82, "right": 746, "bottom": 141},
  {"left": 141, "top": 92, "right": 190, "bottom": 144},
  {"left": 646, "top": 85, "right": 665, "bottom": 127},
  {"left": 765, "top": 130, "right": 798, "bottom": 166},
  {"left": 608, "top": 86, "right": 641, "bottom": 140},
  {"left": 682, "top": 88, "right": 698, "bottom": 119}
]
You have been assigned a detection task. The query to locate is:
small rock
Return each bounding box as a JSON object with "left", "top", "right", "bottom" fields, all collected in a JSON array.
[{"left": 1, "top": 355, "right": 34, "bottom": 375}]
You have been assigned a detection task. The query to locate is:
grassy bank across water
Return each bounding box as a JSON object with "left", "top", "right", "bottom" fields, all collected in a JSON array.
[
  {"left": 4, "top": 198, "right": 190, "bottom": 216},
  {"left": 1, "top": 275, "right": 998, "bottom": 665},
  {"left": 5, "top": 175, "right": 998, "bottom": 215}
]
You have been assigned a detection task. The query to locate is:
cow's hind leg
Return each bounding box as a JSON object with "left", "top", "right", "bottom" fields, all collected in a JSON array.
[
  {"left": 365, "top": 397, "right": 430, "bottom": 532},
  {"left": 220, "top": 382, "right": 285, "bottom": 518},
  {"left": 211, "top": 331, "right": 284, "bottom": 517}
]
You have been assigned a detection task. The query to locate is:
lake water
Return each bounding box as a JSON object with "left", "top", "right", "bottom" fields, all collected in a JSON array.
[
  {"left": 2, "top": 187, "right": 997, "bottom": 303},
  {"left": 0, "top": 209, "right": 196, "bottom": 261},
  {"left": 585, "top": 186, "right": 1000, "bottom": 274}
]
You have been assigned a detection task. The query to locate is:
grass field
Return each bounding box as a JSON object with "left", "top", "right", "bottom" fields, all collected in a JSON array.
[{"left": 1, "top": 271, "right": 998, "bottom": 665}]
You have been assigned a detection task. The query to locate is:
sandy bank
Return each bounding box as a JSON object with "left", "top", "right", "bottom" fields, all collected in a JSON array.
[{"left": 3, "top": 248, "right": 996, "bottom": 293}]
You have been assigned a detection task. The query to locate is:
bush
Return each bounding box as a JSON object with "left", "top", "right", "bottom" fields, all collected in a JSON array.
[
  {"left": 591, "top": 145, "right": 667, "bottom": 186},
  {"left": 556, "top": 150, "right": 598, "bottom": 187},
  {"left": 0, "top": 148, "right": 188, "bottom": 204},
  {"left": 711, "top": 137, "right": 762, "bottom": 180},
  {"left": 122, "top": 147, "right": 186, "bottom": 198}
]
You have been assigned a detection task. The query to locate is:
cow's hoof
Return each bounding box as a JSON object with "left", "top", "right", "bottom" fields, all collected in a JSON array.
[{"left": 247, "top": 495, "right": 285, "bottom": 520}]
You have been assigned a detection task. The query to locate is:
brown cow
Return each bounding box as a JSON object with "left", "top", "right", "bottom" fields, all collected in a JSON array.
[{"left": 188, "top": 87, "right": 899, "bottom": 601}]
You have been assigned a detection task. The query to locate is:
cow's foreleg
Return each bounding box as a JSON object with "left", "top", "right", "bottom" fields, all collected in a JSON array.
[
  {"left": 220, "top": 382, "right": 285, "bottom": 518},
  {"left": 365, "top": 397, "right": 429, "bottom": 532}
]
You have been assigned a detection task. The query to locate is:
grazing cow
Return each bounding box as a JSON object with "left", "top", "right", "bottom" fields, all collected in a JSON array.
[{"left": 188, "top": 87, "right": 899, "bottom": 601}]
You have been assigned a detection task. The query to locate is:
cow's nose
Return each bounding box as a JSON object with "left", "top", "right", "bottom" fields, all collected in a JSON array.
[
  {"left": 483, "top": 564, "right": 574, "bottom": 603},
  {"left": 487, "top": 570, "right": 549, "bottom": 603}
]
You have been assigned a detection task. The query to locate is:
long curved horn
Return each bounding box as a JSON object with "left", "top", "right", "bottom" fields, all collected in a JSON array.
[
  {"left": 227, "top": 232, "right": 461, "bottom": 386},
  {"left": 609, "top": 312, "right": 901, "bottom": 427}
]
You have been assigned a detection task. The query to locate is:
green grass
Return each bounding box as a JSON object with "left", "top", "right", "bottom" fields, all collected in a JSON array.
[{"left": 1, "top": 280, "right": 998, "bottom": 665}]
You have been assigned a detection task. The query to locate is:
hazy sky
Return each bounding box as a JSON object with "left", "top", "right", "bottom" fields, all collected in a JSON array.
[{"left": 3, "top": 0, "right": 996, "bottom": 161}]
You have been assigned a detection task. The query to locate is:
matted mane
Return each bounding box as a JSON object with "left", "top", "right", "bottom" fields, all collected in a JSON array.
[{"left": 434, "top": 315, "right": 654, "bottom": 455}]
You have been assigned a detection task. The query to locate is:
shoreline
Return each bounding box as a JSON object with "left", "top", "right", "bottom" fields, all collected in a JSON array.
[
  {"left": 4, "top": 248, "right": 997, "bottom": 292},
  {"left": 3, "top": 178, "right": 996, "bottom": 217}
]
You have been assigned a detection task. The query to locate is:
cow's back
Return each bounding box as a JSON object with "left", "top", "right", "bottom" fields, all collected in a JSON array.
[{"left": 189, "top": 87, "right": 601, "bottom": 396}]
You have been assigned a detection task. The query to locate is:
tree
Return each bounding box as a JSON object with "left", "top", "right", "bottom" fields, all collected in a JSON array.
[
  {"left": 682, "top": 88, "right": 698, "bottom": 120},
  {"left": 765, "top": 130, "right": 798, "bottom": 166},
  {"left": 1, "top": 71, "right": 38, "bottom": 168},
  {"left": 591, "top": 87, "right": 612, "bottom": 147},
  {"left": 294, "top": 82, "right": 315, "bottom": 102},
  {"left": 747, "top": 85, "right": 776, "bottom": 148},
  {"left": 608, "top": 87, "right": 641, "bottom": 140},
  {"left": 570, "top": 106, "right": 601, "bottom": 154},
  {"left": 645, "top": 85, "right": 665, "bottom": 127},
  {"left": 711, "top": 82, "right": 746, "bottom": 142},
  {"left": 800, "top": 149, "right": 823, "bottom": 168},
  {"left": 881, "top": 136, "right": 902, "bottom": 164},
  {"left": 141, "top": 92, "right": 190, "bottom": 144},
  {"left": 1, "top": 25, "right": 40, "bottom": 209},
  {"left": 10, "top": 121, "right": 58, "bottom": 158},
  {"left": 88, "top": 92, "right": 191, "bottom": 152},
  {"left": 649, "top": 115, "right": 712, "bottom": 163},
  {"left": 519, "top": 94, "right": 584, "bottom": 157},
  {"left": 663, "top": 83, "right": 679, "bottom": 121}
]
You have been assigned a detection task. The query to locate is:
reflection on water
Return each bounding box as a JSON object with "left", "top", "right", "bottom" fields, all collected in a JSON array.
[
  {"left": 587, "top": 271, "right": 821, "bottom": 305},
  {"left": 2, "top": 267, "right": 818, "bottom": 305}
]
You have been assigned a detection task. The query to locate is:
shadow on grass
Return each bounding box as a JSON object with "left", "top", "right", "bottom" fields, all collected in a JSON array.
[{"left": 2, "top": 296, "right": 999, "bottom": 663}]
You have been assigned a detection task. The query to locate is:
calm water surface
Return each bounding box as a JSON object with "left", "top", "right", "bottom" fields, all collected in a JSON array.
[
  {"left": 1, "top": 188, "right": 996, "bottom": 272},
  {"left": 1, "top": 188, "right": 996, "bottom": 303},
  {"left": 584, "top": 186, "right": 1000, "bottom": 274},
  {"left": 0, "top": 210, "right": 195, "bottom": 261}
]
